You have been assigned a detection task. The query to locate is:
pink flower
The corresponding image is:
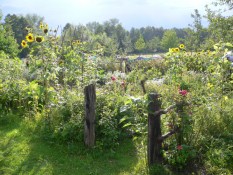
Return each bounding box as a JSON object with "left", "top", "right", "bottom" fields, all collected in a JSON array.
[
  {"left": 179, "top": 89, "right": 188, "bottom": 96},
  {"left": 111, "top": 76, "right": 116, "bottom": 81},
  {"left": 121, "top": 81, "right": 125, "bottom": 87},
  {"left": 177, "top": 145, "right": 183, "bottom": 150}
]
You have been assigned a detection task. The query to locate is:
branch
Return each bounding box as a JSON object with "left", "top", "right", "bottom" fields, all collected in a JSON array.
[
  {"left": 154, "top": 104, "right": 176, "bottom": 116},
  {"left": 158, "top": 126, "right": 179, "bottom": 142},
  {"left": 154, "top": 101, "right": 191, "bottom": 116}
]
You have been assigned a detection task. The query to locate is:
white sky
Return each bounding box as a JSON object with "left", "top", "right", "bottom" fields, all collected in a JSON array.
[{"left": 0, "top": 0, "right": 215, "bottom": 30}]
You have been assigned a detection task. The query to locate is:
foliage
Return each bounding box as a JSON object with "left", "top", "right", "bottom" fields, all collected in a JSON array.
[
  {"left": 134, "top": 34, "right": 146, "bottom": 53},
  {"left": 0, "top": 21, "right": 19, "bottom": 57},
  {"left": 161, "top": 30, "right": 179, "bottom": 51},
  {"left": 1, "top": 3, "right": 233, "bottom": 174}
]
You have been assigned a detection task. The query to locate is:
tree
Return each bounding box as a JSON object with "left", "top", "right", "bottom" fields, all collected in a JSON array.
[
  {"left": 204, "top": 4, "right": 233, "bottom": 44},
  {"left": 146, "top": 36, "right": 161, "bottom": 53},
  {"left": 4, "top": 14, "right": 30, "bottom": 45},
  {"left": 134, "top": 34, "right": 146, "bottom": 53},
  {"left": 185, "top": 9, "right": 208, "bottom": 51},
  {"left": 25, "top": 14, "right": 44, "bottom": 28},
  {"left": 214, "top": 0, "right": 233, "bottom": 10},
  {"left": 0, "top": 16, "right": 19, "bottom": 57},
  {"left": 161, "top": 30, "right": 179, "bottom": 51}
]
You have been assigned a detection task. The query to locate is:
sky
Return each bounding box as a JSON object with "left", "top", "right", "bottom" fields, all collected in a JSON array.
[{"left": 0, "top": 0, "right": 215, "bottom": 30}]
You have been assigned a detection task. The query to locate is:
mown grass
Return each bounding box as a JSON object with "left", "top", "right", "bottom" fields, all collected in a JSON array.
[
  {"left": 0, "top": 113, "right": 178, "bottom": 175},
  {"left": 0, "top": 113, "right": 141, "bottom": 175}
]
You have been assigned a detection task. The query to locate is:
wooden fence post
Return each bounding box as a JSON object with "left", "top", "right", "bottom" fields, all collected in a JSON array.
[
  {"left": 148, "top": 93, "right": 163, "bottom": 166},
  {"left": 84, "top": 84, "right": 96, "bottom": 148}
]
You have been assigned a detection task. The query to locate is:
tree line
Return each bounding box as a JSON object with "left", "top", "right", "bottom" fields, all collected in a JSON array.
[{"left": 0, "top": 0, "right": 233, "bottom": 58}]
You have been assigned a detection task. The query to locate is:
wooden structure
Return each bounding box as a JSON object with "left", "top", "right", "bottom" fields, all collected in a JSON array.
[
  {"left": 147, "top": 93, "right": 181, "bottom": 166},
  {"left": 84, "top": 84, "right": 96, "bottom": 147}
]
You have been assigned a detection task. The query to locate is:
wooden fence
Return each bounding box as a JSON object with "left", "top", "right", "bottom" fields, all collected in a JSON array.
[{"left": 83, "top": 84, "right": 187, "bottom": 167}]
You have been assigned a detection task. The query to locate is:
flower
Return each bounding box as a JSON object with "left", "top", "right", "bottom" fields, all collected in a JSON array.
[
  {"left": 179, "top": 44, "right": 185, "bottom": 49},
  {"left": 174, "top": 48, "right": 180, "bottom": 52},
  {"left": 35, "top": 36, "right": 44, "bottom": 43},
  {"left": 177, "top": 145, "right": 183, "bottom": 150},
  {"left": 121, "top": 81, "right": 125, "bottom": 87},
  {"left": 43, "top": 28, "right": 48, "bottom": 34},
  {"left": 111, "top": 76, "right": 116, "bottom": 81},
  {"left": 179, "top": 89, "right": 188, "bottom": 96},
  {"left": 21, "top": 40, "right": 27, "bottom": 48},
  {"left": 26, "top": 33, "right": 34, "bottom": 42},
  {"left": 39, "top": 23, "right": 44, "bottom": 29}
]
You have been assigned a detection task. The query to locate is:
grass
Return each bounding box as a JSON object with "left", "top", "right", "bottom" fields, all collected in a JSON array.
[
  {"left": 2, "top": 112, "right": 213, "bottom": 175},
  {"left": 0, "top": 113, "right": 141, "bottom": 175}
]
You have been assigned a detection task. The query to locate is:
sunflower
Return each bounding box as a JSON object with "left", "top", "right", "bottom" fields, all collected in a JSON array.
[
  {"left": 35, "top": 36, "right": 44, "bottom": 43},
  {"left": 26, "top": 33, "right": 34, "bottom": 42},
  {"left": 43, "top": 28, "right": 48, "bottom": 34},
  {"left": 21, "top": 40, "right": 27, "bottom": 48},
  {"left": 171, "top": 48, "right": 176, "bottom": 52},
  {"left": 175, "top": 48, "right": 180, "bottom": 52},
  {"left": 39, "top": 24, "right": 44, "bottom": 29},
  {"left": 179, "top": 44, "right": 185, "bottom": 49}
]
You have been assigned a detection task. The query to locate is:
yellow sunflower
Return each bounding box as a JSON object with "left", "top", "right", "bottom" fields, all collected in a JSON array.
[
  {"left": 175, "top": 48, "right": 180, "bottom": 52},
  {"left": 26, "top": 33, "right": 34, "bottom": 42},
  {"left": 179, "top": 44, "right": 185, "bottom": 49},
  {"left": 35, "top": 36, "right": 45, "bottom": 43},
  {"left": 171, "top": 48, "right": 176, "bottom": 52},
  {"left": 21, "top": 40, "right": 27, "bottom": 48},
  {"left": 43, "top": 28, "right": 48, "bottom": 34}
]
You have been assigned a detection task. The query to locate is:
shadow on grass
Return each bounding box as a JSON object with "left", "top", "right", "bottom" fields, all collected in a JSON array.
[
  {"left": 11, "top": 139, "right": 139, "bottom": 175},
  {"left": 0, "top": 116, "right": 138, "bottom": 175}
]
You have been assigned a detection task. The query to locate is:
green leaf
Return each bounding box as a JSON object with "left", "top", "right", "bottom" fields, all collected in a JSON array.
[
  {"left": 225, "top": 43, "right": 233, "bottom": 48},
  {"left": 119, "top": 117, "right": 128, "bottom": 124},
  {"left": 122, "top": 123, "right": 132, "bottom": 128}
]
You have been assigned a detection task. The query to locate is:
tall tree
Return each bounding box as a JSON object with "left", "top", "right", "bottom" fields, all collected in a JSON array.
[
  {"left": 185, "top": 9, "right": 208, "bottom": 51},
  {"left": 134, "top": 34, "right": 146, "bottom": 53},
  {"left": 4, "top": 14, "right": 29, "bottom": 45},
  {"left": 25, "top": 14, "right": 44, "bottom": 28},
  {"left": 205, "top": 4, "right": 233, "bottom": 44},
  {"left": 161, "top": 30, "right": 179, "bottom": 51},
  {"left": 0, "top": 14, "right": 19, "bottom": 57},
  {"left": 146, "top": 36, "right": 161, "bottom": 53}
]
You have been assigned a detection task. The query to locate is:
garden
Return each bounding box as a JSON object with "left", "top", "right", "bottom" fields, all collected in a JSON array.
[{"left": 0, "top": 1, "right": 233, "bottom": 174}]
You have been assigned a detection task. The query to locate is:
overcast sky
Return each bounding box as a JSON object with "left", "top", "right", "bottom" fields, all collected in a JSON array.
[{"left": 0, "top": 0, "right": 215, "bottom": 30}]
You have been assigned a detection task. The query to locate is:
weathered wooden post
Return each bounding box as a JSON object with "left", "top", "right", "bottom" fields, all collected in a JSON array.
[
  {"left": 84, "top": 84, "right": 96, "bottom": 147},
  {"left": 148, "top": 93, "right": 163, "bottom": 166}
]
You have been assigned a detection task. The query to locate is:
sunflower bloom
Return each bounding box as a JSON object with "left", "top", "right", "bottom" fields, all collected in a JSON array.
[
  {"left": 171, "top": 48, "right": 176, "bottom": 52},
  {"left": 179, "top": 44, "right": 185, "bottom": 49},
  {"left": 35, "top": 36, "right": 44, "bottom": 43},
  {"left": 21, "top": 40, "right": 27, "bottom": 48},
  {"left": 43, "top": 28, "right": 48, "bottom": 34},
  {"left": 26, "top": 33, "right": 34, "bottom": 42},
  {"left": 175, "top": 48, "right": 180, "bottom": 52},
  {"left": 39, "top": 24, "right": 44, "bottom": 29}
]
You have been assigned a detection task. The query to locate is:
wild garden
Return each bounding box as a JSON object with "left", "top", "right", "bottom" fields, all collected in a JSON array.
[{"left": 0, "top": 1, "right": 233, "bottom": 174}]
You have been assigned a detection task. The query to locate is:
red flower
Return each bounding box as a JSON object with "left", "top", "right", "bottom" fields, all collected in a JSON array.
[
  {"left": 111, "top": 76, "right": 116, "bottom": 81},
  {"left": 177, "top": 145, "right": 183, "bottom": 150},
  {"left": 121, "top": 81, "right": 125, "bottom": 87},
  {"left": 179, "top": 89, "right": 188, "bottom": 96}
]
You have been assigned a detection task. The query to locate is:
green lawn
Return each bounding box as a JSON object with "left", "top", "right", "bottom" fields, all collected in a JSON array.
[{"left": 0, "top": 114, "right": 142, "bottom": 175}]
